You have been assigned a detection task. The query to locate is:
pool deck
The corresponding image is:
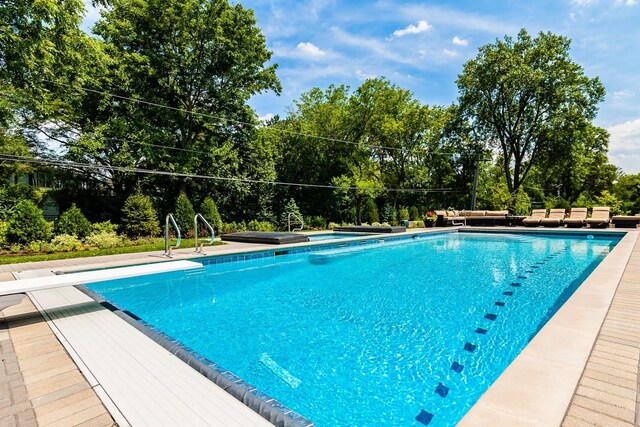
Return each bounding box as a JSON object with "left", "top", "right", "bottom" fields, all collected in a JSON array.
[{"left": 0, "top": 226, "right": 638, "bottom": 426}]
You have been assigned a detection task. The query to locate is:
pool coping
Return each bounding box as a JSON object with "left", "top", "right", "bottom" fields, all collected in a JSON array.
[{"left": 459, "top": 228, "right": 638, "bottom": 426}]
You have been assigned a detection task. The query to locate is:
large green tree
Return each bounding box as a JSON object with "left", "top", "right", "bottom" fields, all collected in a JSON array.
[{"left": 456, "top": 29, "right": 606, "bottom": 203}]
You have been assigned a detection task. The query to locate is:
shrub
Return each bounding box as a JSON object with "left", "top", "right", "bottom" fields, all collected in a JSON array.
[
  {"left": 200, "top": 197, "right": 223, "bottom": 234},
  {"left": 307, "top": 216, "right": 327, "bottom": 229},
  {"left": 397, "top": 207, "right": 410, "bottom": 221},
  {"left": 86, "top": 231, "right": 122, "bottom": 249},
  {"left": 281, "top": 198, "right": 302, "bottom": 229},
  {"left": 6, "top": 200, "right": 53, "bottom": 244},
  {"left": 409, "top": 220, "right": 425, "bottom": 228},
  {"left": 221, "top": 221, "right": 247, "bottom": 234},
  {"left": 409, "top": 206, "right": 420, "bottom": 221},
  {"left": 362, "top": 199, "right": 379, "bottom": 224},
  {"left": 380, "top": 203, "right": 396, "bottom": 225},
  {"left": 56, "top": 203, "right": 92, "bottom": 238},
  {"left": 92, "top": 221, "right": 118, "bottom": 234},
  {"left": 0, "top": 221, "right": 7, "bottom": 247},
  {"left": 593, "top": 190, "right": 623, "bottom": 215},
  {"left": 174, "top": 193, "right": 196, "bottom": 235},
  {"left": 328, "top": 222, "right": 339, "bottom": 230},
  {"left": 247, "top": 220, "right": 275, "bottom": 231},
  {"left": 122, "top": 190, "right": 160, "bottom": 238},
  {"left": 51, "top": 234, "right": 83, "bottom": 252}
]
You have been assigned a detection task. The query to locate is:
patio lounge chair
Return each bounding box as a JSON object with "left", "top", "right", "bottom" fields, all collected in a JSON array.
[
  {"left": 540, "top": 208, "right": 566, "bottom": 227},
  {"left": 586, "top": 206, "right": 610, "bottom": 228},
  {"left": 563, "top": 207, "right": 587, "bottom": 228},
  {"left": 522, "top": 209, "right": 547, "bottom": 227}
]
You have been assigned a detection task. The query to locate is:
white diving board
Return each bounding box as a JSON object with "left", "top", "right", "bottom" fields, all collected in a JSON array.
[{"left": 0, "top": 260, "right": 203, "bottom": 296}]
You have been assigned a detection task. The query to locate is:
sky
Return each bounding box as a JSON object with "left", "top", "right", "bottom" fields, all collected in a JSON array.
[{"left": 83, "top": 0, "right": 640, "bottom": 174}]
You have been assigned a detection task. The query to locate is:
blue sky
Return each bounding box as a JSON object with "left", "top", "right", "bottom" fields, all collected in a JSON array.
[{"left": 83, "top": 0, "right": 640, "bottom": 174}]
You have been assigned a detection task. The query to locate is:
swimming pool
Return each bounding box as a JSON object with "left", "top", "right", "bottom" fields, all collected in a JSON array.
[
  {"left": 307, "top": 232, "right": 375, "bottom": 241},
  {"left": 87, "top": 231, "right": 620, "bottom": 426}
]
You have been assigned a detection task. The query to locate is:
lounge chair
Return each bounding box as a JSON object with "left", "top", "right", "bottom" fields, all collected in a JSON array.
[
  {"left": 586, "top": 206, "right": 610, "bottom": 228},
  {"left": 563, "top": 207, "right": 587, "bottom": 228},
  {"left": 540, "top": 208, "right": 566, "bottom": 227},
  {"left": 522, "top": 209, "right": 547, "bottom": 227}
]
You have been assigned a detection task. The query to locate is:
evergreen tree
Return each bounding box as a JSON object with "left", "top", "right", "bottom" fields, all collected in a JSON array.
[
  {"left": 55, "top": 203, "right": 92, "bottom": 238},
  {"left": 200, "top": 197, "right": 223, "bottom": 235},
  {"left": 174, "top": 193, "right": 196, "bottom": 235},
  {"left": 281, "top": 198, "right": 302, "bottom": 230},
  {"left": 362, "top": 198, "right": 379, "bottom": 224},
  {"left": 6, "top": 200, "right": 52, "bottom": 244},
  {"left": 122, "top": 189, "right": 160, "bottom": 238}
]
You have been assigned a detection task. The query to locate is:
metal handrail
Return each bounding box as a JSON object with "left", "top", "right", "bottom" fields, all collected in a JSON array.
[
  {"left": 164, "top": 213, "right": 181, "bottom": 257},
  {"left": 451, "top": 209, "right": 466, "bottom": 227},
  {"left": 194, "top": 213, "right": 215, "bottom": 253},
  {"left": 287, "top": 212, "right": 304, "bottom": 232}
]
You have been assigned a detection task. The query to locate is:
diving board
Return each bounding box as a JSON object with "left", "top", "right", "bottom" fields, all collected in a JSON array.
[{"left": 0, "top": 260, "right": 203, "bottom": 296}]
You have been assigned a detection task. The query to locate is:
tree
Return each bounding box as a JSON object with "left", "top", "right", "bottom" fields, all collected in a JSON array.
[
  {"left": 456, "top": 29, "right": 605, "bottom": 204},
  {"left": 55, "top": 203, "right": 92, "bottom": 238},
  {"left": 613, "top": 173, "right": 640, "bottom": 214},
  {"left": 122, "top": 189, "right": 160, "bottom": 237},
  {"left": 65, "top": 0, "right": 281, "bottom": 205},
  {"left": 200, "top": 197, "right": 223, "bottom": 234},
  {"left": 281, "top": 198, "right": 302, "bottom": 230},
  {"left": 174, "top": 193, "right": 195, "bottom": 235},
  {"left": 6, "top": 200, "right": 52, "bottom": 244}
]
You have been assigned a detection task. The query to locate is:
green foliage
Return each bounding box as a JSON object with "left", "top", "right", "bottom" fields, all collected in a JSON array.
[
  {"left": 50, "top": 234, "right": 83, "bottom": 252},
  {"left": 6, "top": 200, "right": 52, "bottom": 244},
  {"left": 409, "top": 220, "right": 425, "bottom": 228},
  {"left": 397, "top": 207, "right": 410, "bottom": 221},
  {"left": 55, "top": 204, "right": 92, "bottom": 238},
  {"left": 85, "top": 231, "right": 122, "bottom": 249},
  {"left": 174, "top": 193, "right": 196, "bottom": 235},
  {"left": 247, "top": 220, "right": 275, "bottom": 232},
  {"left": 380, "top": 203, "right": 397, "bottom": 225},
  {"left": 593, "top": 190, "right": 623, "bottom": 215},
  {"left": 92, "top": 221, "right": 119, "bottom": 234},
  {"left": 361, "top": 199, "right": 379, "bottom": 224},
  {"left": 0, "top": 184, "right": 42, "bottom": 221},
  {"left": 457, "top": 29, "right": 606, "bottom": 201},
  {"left": 513, "top": 189, "right": 532, "bottom": 216},
  {"left": 307, "top": 216, "right": 327, "bottom": 229},
  {"left": 122, "top": 190, "right": 160, "bottom": 238},
  {"left": 408, "top": 206, "right": 420, "bottom": 221},
  {"left": 613, "top": 174, "right": 640, "bottom": 214},
  {"left": 221, "top": 221, "right": 247, "bottom": 234},
  {"left": 0, "top": 221, "right": 7, "bottom": 246},
  {"left": 200, "top": 197, "right": 223, "bottom": 234},
  {"left": 281, "top": 198, "right": 303, "bottom": 228}
]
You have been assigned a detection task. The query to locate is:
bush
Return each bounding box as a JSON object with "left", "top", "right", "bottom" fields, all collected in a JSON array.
[
  {"left": 381, "top": 203, "right": 396, "bottom": 225},
  {"left": 92, "top": 221, "right": 118, "bottom": 234},
  {"left": 122, "top": 189, "right": 160, "bottom": 238},
  {"left": 362, "top": 199, "right": 379, "bottom": 224},
  {"left": 247, "top": 220, "right": 275, "bottom": 231},
  {"left": 26, "top": 240, "right": 50, "bottom": 253},
  {"left": 409, "top": 220, "right": 425, "bottom": 228},
  {"left": 328, "top": 222, "right": 339, "bottom": 230},
  {"left": 0, "top": 221, "right": 7, "bottom": 247},
  {"left": 281, "top": 198, "right": 302, "bottom": 229},
  {"left": 221, "top": 221, "right": 247, "bottom": 234},
  {"left": 593, "top": 190, "right": 623, "bottom": 215},
  {"left": 397, "top": 207, "right": 410, "bottom": 221},
  {"left": 200, "top": 197, "right": 223, "bottom": 234},
  {"left": 409, "top": 206, "right": 420, "bottom": 221},
  {"left": 51, "top": 234, "right": 83, "bottom": 252},
  {"left": 85, "top": 231, "right": 122, "bottom": 249},
  {"left": 56, "top": 203, "right": 92, "bottom": 238},
  {"left": 6, "top": 200, "right": 53, "bottom": 244},
  {"left": 307, "top": 216, "right": 327, "bottom": 229},
  {"left": 174, "top": 193, "right": 196, "bottom": 235}
]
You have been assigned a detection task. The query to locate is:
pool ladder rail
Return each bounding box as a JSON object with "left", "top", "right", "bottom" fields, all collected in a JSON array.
[
  {"left": 164, "top": 213, "right": 181, "bottom": 257},
  {"left": 194, "top": 213, "right": 215, "bottom": 253},
  {"left": 288, "top": 212, "right": 304, "bottom": 232}
]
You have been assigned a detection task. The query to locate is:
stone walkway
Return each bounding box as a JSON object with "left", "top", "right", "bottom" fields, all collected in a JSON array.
[
  {"left": 563, "top": 237, "right": 640, "bottom": 426},
  {"left": 0, "top": 293, "right": 114, "bottom": 427}
]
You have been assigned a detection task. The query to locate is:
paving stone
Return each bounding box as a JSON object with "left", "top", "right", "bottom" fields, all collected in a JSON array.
[{"left": 572, "top": 395, "right": 635, "bottom": 424}]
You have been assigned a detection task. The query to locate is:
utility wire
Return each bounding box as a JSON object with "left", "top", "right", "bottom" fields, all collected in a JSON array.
[
  {"left": 38, "top": 79, "right": 465, "bottom": 156},
  {"left": 0, "top": 154, "right": 462, "bottom": 193}
]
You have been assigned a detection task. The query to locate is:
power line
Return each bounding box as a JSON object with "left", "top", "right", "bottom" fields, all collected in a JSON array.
[
  {"left": 38, "top": 79, "right": 463, "bottom": 156},
  {"left": 0, "top": 154, "right": 463, "bottom": 194}
]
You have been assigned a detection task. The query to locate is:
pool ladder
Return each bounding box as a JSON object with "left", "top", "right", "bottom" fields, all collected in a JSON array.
[
  {"left": 164, "top": 213, "right": 181, "bottom": 257},
  {"left": 288, "top": 212, "right": 304, "bottom": 232},
  {"left": 194, "top": 213, "right": 215, "bottom": 253}
]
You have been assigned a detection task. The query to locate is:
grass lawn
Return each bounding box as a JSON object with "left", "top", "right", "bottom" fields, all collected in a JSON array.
[{"left": 0, "top": 238, "right": 225, "bottom": 265}]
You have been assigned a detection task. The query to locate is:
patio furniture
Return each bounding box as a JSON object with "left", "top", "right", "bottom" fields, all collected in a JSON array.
[
  {"left": 522, "top": 209, "right": 547, "bottom": 227},
  {"left": 586, "top": 207, "right": 610, "bottom": 228},
  {"left": 611, "top": 215, "right": 640, "bottom": 228},
  {"left": 563, "top": 207, "right": 587, "bottom": 228},
  {"left": 540, "top": 209, "right": 566, "bottom": 227}
]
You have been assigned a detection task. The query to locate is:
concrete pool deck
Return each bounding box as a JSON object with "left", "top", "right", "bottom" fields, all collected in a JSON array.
[{"left": 0, "top": 226, "right": 638, "bottom": 426}]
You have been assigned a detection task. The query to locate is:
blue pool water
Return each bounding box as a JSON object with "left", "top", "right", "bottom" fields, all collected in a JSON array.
[
  {"left": 87, "top": 231, "right": 620, "bottom": 426},
  {"left": 307, "top": 232, "right": 374, "bottom": 241}
]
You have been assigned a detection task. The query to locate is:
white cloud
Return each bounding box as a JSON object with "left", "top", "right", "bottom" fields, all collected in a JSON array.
[
  {"left": 612, "top": 89, "right": 635, "bottom": 100},
  {"left": 392, "top": 20, "right": 432, "bottom": 37},
  {"left": 355, "top": 70, "right": 377, "bottom": 80},
  {"left": 615, "top": 0, "right": 637, "bottom": 5},
  {"left": 452, "top": 36, "right": 469, "bottom": 46},
  {"left": 443, "top": 48, "right": 459, "bottom": 57},
  {"left": 571, "top": 0, "right": 596, "bottom": 5},
  {"left": 258, "top": 113, "right": 275, "bottom": 123},
  {"left": 296, "top": 42, "right": 327, "bottom": 57},
  {"left": 608, "top": 117, "right": 640, "bottom": 174}
]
